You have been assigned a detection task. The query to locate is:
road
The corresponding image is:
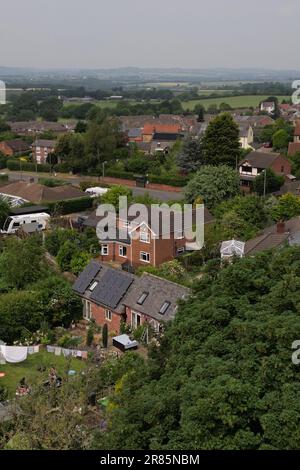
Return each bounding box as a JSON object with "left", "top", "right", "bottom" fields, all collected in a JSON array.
[{"left": 5, "top": 171, "right": 183, "bottom": 202}]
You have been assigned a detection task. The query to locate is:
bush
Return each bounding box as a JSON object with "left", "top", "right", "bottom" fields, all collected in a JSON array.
[
  {"left": 148, "top": 174, "right": 190, "bottom": 187},
  {"left": 38, "top": 178, "right": 68, "bottom": 187},
  {"left": 86, "top": 327, "right": 94, "bottom": 347},
  {"left": 46, "top": 196, "right": 93, "bottom": 215},
  {"left": 7, "top": 159, "right": 51, "bottom": 173},
  {"left": 102, "top": 323, "right": 108, "bottom": 348}
]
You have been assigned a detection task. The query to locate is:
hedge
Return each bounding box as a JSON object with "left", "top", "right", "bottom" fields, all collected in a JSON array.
[
  {"left": 104, "top": 169, "right": 189, "bottom": 187},
  {"left": 147, "top": 174, "right": 190, "bottom": 187},
  {"left": 105, "top": 169, "right": 135, "bottom": 180},
  {"left": 7, "top": 160, "right": 51, "bottom": 173},
  {"left": 45, "top": 196, "right": 94, "bottom": 215}
]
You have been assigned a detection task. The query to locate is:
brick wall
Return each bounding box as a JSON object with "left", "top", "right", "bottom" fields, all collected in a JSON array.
[
  {"left": 100, "top": 176, "right": 183, "bottom": 193},
  {"left": 91, "top": 303, "right": 121, "bottom": 335}
]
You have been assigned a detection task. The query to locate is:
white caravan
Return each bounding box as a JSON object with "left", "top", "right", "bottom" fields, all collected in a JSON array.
[
  {"left": 85, "top": 187, "right": 109, "bottom": 197},
  {"left": 1, "top": 213, "right": 50, "bottom": 234}
]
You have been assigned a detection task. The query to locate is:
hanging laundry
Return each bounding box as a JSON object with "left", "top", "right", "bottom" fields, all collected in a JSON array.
[
  {"left": 54, "top": 347, "right": 61, "bottom": 356},
  {"left": 28, "top": 346, "right": 34, "bottom": 355},
  {"left": 47, "top": 345, "right": 55, "bottom": 353},
  {"left": 81, "top": 351, "right": 88, "bottom": 360},
  {"left": 62, "top": 348, "right": 70, "bottom": 357},
  {"left": 0, "top": 346, "right": 27, "bottom": 363},
  {"left": 33, "top": 345, "right": 39, "bottom": 353}
]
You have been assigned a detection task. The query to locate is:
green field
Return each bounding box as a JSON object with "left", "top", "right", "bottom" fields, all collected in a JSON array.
[
  {"left": 182, "top": 95, "right": 291, "bottom": 111},
  {"left": 0, "top": 350, "right": 86, "bottom": 396}
]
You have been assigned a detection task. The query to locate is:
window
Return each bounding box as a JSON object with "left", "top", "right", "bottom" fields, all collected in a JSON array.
[
  {"left": 140, "top": 251, "right": 150, "bottom": 263},
  {"left": 140, "top": 231, "right": 150, "bottom": 243},
  {"left": 241, "top": 165, "right": 252, "bottom": 174},
  {"left": 159, "top": 301, "right": 171, "bottom": 315},
  {"left": 281, "top": 166, "right": 284, "bottom": 172},
  {"left": 84, "top": 300, "right": 92, "bottom": 320},
  {"left": 12, "top": 222, "right": 20, "bottom": 228},
  {"left": 175, "top": 232, "right": 184, "bottom": 240},
  {"left": 177, "top": 247, "right": 185, "bottom": 254},
  {"left": 101, "top": 245, "right": 109, "bottom": 255},
  {"left": 137, "top": 292, "right": 149, "bottom": 305},
  {"left": 132, "top": 311, "right": 141, "bottom": 329},
  {"left": 119, "top": 245, "right": 127, "bottom": 257},
  {"left": 105, "top": 309, "right": 112, "bottom": 321},
  {"left": 89, "top": 281, "right": 98, "bottom": 292}
]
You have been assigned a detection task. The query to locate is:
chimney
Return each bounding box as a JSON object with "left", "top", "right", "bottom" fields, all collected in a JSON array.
[{"left": 277, "top": 221, "right": 286, "bottom": 234}]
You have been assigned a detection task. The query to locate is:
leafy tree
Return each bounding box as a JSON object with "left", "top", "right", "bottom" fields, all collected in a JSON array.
[
  {"left": 96, "top": 246, "right": 300, "bottom": 450},
  {"left": 39, "top": 97, "right": 63, "bottom": 121},
  {"left": 272, "top": 129, "right": 290, "bottom": 151},
  {"left": 270, "top": 193, "right": 300, "bottom": 222},
  {"left": 101, "top": 185, "right": 133, "bottom": 210},
  {"left": 184, "top": 165, "right": 240, "bottom": 209},
  {"left": 253, "top": 169, "right": 284, "bottom": 196},
  {"left": 214, "top": 195, "right": 269, "bottom": 232},
  {"left": 202, "top": 113, "right": 241, "bottom": 167},
  {"left": 75, "top": 120, "right": 87, "bottom": 133},
  {"left": 56, "top": 240, "right": 79, "bottom": 272},
  {"left": 70, "top": 251, "right": 93, "bottom": 275},
  {"left": 34, "top": 275, "right": 82, "bottom": 327},
  {"left": 0, "top": 199, "right": 10, "bottom": 229},
  {"left": 0, "top": 236, "right": 44, "bottom": 290},
  {"left": 0, "top": 290, "right": 43, "bottom": 343}
]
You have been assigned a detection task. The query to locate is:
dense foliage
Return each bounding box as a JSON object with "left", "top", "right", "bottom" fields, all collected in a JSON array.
[{"left": 95, "top": 246, "right": 300, "bottom": 450}]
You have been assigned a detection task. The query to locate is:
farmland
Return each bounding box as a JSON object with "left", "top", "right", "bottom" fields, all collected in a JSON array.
[{"left": 182, "top": 95, "right": 291, "bottom": 110}]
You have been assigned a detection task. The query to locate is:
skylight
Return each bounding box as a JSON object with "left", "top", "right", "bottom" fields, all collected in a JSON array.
[
  {"left": 137, "top": 292, "right": 149, "bottom": 305},
  {"left": 89, "top": 281, "right": 98, "bottom": 292},
  {"left": 159, "top": 301, "right": 171, "bottom": 315}
]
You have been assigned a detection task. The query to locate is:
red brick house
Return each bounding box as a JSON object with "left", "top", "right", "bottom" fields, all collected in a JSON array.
[
  {"left": 82, "top": 205, "right": 214, "bottom": 269},
  {"left": 32, "top": 139, "right": 56, "bottom": 164},
  {"left": 73, "top": 261, "right": 190, "bottom": 335},
  {"left": 239, "top": 151, "right": 292, "bottom": 192},
  {"left": 0, "top": 139, "right": 30, "bottom": 156}
]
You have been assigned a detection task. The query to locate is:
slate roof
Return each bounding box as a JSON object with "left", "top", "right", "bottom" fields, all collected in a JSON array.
[
  {"left": 239, "top": 151, "right": 281, "bottom": 169},
  {"left": 32, "top": 139, "right": 56, "bottom": 148},
  {"left": 73, "top": 261, "right": 190, "bottom": 321},
  {"left": 122, "top": 273, "right": 190, "bottom": 322},
  {"left": 244, "top": 233, "right": 289, "bottom": 255},
  {"left": 3, "top": 140, "right": 30, "bottom": 153},
  {"left": 0, "top": 181, "right": 86, "bottom": 203}
]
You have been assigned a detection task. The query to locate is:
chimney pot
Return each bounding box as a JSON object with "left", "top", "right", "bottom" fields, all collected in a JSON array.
[{"left": 277, "top": 221, "right": 285, "bottom": 234}]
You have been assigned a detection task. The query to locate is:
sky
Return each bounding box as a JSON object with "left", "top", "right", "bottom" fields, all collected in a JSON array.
[{"left": 0, "top": 0, "right": 299, "bottom": 70}]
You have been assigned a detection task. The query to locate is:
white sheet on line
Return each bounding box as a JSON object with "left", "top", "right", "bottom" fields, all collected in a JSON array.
[{"left": 0, "top": 345, "right": 28, "bottom": 363}]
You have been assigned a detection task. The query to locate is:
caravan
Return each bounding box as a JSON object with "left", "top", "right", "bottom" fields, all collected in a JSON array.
[{"left": 1, "top": 212, "right": 50, "bottom": 234}]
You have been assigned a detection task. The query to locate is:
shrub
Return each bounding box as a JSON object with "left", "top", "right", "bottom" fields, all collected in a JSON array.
[
  {"left": 46, "top": 196, "right": 93, "bottom": 215},
  {"left": 102, "top": 323, "right": 108, "bottom": 348},
  {"left": 86, "top": 327, "right": 94, "bottom": 347}
]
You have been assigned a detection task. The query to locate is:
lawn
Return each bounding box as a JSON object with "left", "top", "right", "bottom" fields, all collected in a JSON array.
[
  {"left": 182, "top": 95, "right": 291, "bottom": 111},
  {"left": 0, "top": 350, "right": 86, "bottom": 396}
]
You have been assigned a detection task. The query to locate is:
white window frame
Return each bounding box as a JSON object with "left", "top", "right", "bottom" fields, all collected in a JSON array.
[
  {"left": 177, "top": 247, "right": 185, "bottom": 254},
  {"left": 132, "top": 311, "right": 141, "bottom": 329},
  {"left": 140, "top": 231, "right": 150, "bottom": 243},
  {"left": 105, "top": 309, "right": 112, "bottom": 321},
  {"left": 101, "top": 244, "right": 109, "bottom": 255},
  {"left": 119, "top": 245, "right": 127, "bottom": 257},
  {"left": 84, "top": 300, "right": 92, "bottom": 320},
  {"left": 140, "top": 251, "right": 150, "bottom": 263}
]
